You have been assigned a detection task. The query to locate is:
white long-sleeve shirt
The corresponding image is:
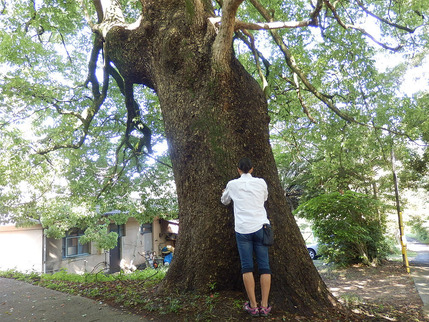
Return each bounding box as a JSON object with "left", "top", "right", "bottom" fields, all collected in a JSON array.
[{"left": 221, "top": 173, "right": 269, "bottom": 234}]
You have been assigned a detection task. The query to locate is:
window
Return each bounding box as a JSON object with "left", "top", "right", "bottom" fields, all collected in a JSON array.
[
  {"left": 140, "top": 223, "right": 152, "bottom": 235},
  {"left": 62, "top": 228, "right": 90, "bottom": 258},
  {"left": 109, "top": 223, "right": 125, "bottom": 236}
]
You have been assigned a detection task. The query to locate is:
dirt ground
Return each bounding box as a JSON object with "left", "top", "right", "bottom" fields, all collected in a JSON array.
[{"left": 316, "top": 260, "right": 426, "bottom": 321}]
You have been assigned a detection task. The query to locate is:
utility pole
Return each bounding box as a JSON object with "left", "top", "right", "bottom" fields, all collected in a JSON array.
[{"left": 391, "top": 149, "right": 410, "bottom": 273}]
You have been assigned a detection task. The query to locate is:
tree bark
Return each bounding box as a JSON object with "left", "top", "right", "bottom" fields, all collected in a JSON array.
[{"left": 101, "top": 0, "right": 338, "bottom": 314}]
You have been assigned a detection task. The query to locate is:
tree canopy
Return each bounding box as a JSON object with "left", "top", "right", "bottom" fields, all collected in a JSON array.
[
  {"left": 1, "top": 0, "right": 427, "bottom": 227},
  {"left": 0, "top": 0, "right": 427, "bottom": 261}
]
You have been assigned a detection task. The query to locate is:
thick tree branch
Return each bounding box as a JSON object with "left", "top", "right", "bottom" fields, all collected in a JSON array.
[
  {"left": 92, "top": 0, "right": 126, "bottom": 37},
  {"left": 93, "top": 0, "right": 153, "bottom": 155},
  {"left": 293, "top": 73, "right": 316, "bottom": 124},
  {"left": 210, "top": 16, "right": 314, "bottom": 31},
  {"left": 210, "top": 0, "right": 322, "bottom": 70},
  {"left": 85, "top": 36, "right": 103, "bottom": 99},
  {"left": 105, "top": 64, "right": 152, "bottom": 155},
  {"left": 238, "top": 29, "right": 269, "bottom": 96},
  {"left": 235, "top": 19, "right": 313, "bottom": 31},
  {"left": 212, "top": 0, "right": 244, "bottom": 70},
  {"left": 123, "top": 81, "right": 153, "bottom": 154},
  {"left": 235, "top": 31, "right": 270, "bottom": 77},
  {"left": 92, "top": 0, "right": 104, "bottom": 23}
]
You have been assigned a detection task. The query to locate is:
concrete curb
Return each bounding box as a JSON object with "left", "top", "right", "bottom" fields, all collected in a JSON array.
[{"left": 408, "top": 239, "right": 429, "bottom": 320}]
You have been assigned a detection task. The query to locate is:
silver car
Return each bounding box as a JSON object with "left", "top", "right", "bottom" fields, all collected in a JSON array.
[{"left": 307, "top": 243, "right": 319, "bottom": 260}]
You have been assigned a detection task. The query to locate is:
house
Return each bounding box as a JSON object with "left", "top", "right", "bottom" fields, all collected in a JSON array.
[{"left": 0, "top": 216, "right": 178, "bottom": 274}]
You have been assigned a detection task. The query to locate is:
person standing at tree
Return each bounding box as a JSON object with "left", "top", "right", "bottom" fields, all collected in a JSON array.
[{"left": 221, "top": 158, "right": 272, "bottom": 317}]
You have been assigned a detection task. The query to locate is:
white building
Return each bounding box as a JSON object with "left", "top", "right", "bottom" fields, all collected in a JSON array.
[{"left": 0, "top": 217, "right": 178, "bottom": 274}]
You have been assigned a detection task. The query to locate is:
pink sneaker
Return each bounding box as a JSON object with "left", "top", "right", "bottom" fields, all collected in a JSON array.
[
  {"left": 259, "top": 305, "right": 272, "bottom": 317},
  {"left": 243, "top": 301, "right": 259, "bottom": 317}
]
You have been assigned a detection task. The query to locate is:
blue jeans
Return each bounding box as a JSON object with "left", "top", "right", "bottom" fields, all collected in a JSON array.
[{"left": 235, "top": 228, "right": 271, "bottom": 275}]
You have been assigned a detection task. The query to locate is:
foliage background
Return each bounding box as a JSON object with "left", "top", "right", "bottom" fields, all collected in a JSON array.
[{"left": 0, "top": 0, "right": 428, "bottom": 250}]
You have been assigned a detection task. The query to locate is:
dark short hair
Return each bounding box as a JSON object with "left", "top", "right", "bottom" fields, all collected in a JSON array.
[{"left": 238, "top": 158, "right": 253, "bottom": 173}]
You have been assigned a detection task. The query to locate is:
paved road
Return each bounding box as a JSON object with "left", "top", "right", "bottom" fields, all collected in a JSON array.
[
  {"left": 408, "top": 238, "right": 429, "bottom": 320},
  {"left": 0, "top": 278, "right": 145, "bottom": 321}
]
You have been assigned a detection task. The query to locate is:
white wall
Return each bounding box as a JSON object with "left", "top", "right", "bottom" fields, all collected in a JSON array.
[
  {"left": 0, "top": 217, "right": 160, "bottom": 275},
  {"left": 121, "top": 218, "right": 147, "bottom": 268},
  {"left": 0, "top": 225, "right": 43, "bottom": 273}
]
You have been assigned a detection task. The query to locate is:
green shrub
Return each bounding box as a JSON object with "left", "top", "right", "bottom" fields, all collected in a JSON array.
[
  {"left": 295, "top": 191, "right": 390, "bottom": 266},
  {"left": 408, "top": 215, "right": 429, "bottom": 243},
  {"left": 0, "top": 269, "right": 41, "bottom": 283},
  {"left": 1, "top": 267, "right": 166, "bottom": 285}
]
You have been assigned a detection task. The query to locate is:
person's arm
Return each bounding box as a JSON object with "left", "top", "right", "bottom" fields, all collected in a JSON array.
[{"left": 221, "top": 185, "right": 232, "bottom": 205}]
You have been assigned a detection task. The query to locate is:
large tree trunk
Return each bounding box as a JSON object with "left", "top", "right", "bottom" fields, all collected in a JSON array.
[{"left": 102, "top": 0, "right": 337, "bottom": 314}]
